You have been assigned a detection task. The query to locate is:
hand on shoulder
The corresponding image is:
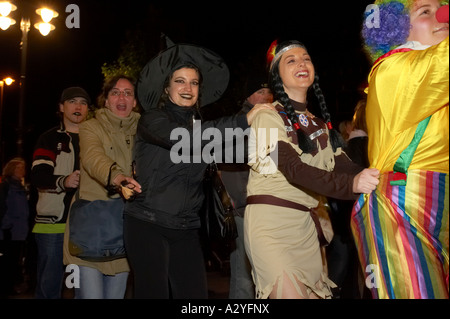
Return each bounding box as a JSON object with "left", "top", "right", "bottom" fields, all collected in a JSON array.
[{"left": 246, "top": 103, "right": 276, "bottom": 125}]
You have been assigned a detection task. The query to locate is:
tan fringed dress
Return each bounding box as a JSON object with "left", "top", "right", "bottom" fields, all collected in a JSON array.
[{"left": 245, "top": 101, "right": 358, "bottom": 299}]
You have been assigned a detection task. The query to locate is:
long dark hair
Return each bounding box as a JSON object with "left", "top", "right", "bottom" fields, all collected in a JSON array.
[{"left": 269, "top": 40, "right": 345, "bottom": 153}]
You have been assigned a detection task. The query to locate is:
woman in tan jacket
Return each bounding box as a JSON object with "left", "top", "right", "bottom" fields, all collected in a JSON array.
[{"left": 63, "top": 75, "right": 141, "bottom": 299}]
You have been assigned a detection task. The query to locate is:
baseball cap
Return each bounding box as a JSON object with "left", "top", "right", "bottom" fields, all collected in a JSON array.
[
  {"left": 60, "top": 87, "right": 91, "bottom": 105},
  {"left": 245, "top": 74, "right": 269, "bottom": 98}
]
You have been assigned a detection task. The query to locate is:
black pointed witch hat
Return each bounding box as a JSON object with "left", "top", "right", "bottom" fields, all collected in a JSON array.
[{"left": 137, "top": 36, "right": 229, "bottom": 111}]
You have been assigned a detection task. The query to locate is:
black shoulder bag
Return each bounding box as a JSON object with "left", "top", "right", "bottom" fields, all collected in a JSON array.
[{"left": 204, "top": 161, "right": 238, "bottom": 241}]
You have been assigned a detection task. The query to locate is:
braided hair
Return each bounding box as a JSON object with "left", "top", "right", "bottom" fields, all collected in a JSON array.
[
  {"left": 311, "top": 74, "right": 347, "bottom": 152},
  {"left": 269, "top": 40, "right": 346, "bottom": 153}
]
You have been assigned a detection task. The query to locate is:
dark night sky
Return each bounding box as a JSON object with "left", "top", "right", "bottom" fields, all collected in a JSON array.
[{"left": 0, "top": 0, "right": 374, "bottom": 165}]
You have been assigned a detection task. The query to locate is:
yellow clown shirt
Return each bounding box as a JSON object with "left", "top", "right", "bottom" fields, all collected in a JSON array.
[
  {"left": 351, "top": 37, "right": 449, "bottom": 299},
  {"left": 366, "top": 36, "right": 449, "bottom": 174}
]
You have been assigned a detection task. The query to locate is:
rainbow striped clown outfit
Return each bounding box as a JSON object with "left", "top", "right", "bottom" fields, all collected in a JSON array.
[{"left": 351, "top": 35, "right": 449, "bottom": 299}]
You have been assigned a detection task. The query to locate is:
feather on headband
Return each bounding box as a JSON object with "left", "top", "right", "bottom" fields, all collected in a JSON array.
[{"left": 266, "top": 40, "right": 306, "bottom": 71}]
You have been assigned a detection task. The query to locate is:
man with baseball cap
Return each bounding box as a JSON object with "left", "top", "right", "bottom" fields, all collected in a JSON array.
[
  {"left": 59, "top": 87, "right": 91, "bottom": 105},
  {"left": 31, "top": 86, "right": 90, "bottom": 298}
]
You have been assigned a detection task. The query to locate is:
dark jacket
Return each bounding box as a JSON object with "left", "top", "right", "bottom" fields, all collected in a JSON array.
[
  {"left": 344, "top": 136, "right": 369, "bottom": 169},
  {"left": 124, "top": 101, "right": 249, "bottom": 230},
  {"left": 0, "top": 176, "right": 30, "bottom": 241}
]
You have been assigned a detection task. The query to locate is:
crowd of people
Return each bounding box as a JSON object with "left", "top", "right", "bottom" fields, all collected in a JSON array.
[{"left": 0, "top": 0, "right": 448, "bottom": 299}]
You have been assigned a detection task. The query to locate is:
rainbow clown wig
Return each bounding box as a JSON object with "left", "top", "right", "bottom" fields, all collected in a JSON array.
[{"left": 362, "top": 0, "right": 449, "bottom": 62}]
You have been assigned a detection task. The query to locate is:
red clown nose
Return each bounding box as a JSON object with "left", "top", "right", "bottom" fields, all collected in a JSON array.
[{"left": 436, "top": 5, "right": 449, "bottom": 23}]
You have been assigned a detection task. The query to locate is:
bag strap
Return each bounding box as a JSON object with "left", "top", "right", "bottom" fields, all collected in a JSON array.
[
  {"left": 390, "top": 116, "right": 431, "bottom": 186},
  {"left": 74, "top": 162, "right": 117, "bottom": 202},
  {"left": 209, "top": 161, "right": 234, "bottom": 209},
  {"left": 105, "top": 162, "right": 118, "bottom": 196}
]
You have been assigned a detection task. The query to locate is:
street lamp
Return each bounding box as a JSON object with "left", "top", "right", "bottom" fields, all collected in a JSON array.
[
  {"left": 0, "top": 1, "right": 16, "bottom": 30},
  {"left": 0, "top": 1, "right": 58, "bottom": 156},
  {"left": 0, "top": 76, "right": 14, "bottom": 167},
  {"left": 35, "top": 7, "right": 58, "bottom": 36}
]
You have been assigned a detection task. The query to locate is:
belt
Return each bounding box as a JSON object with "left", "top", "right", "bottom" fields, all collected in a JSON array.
[{"left": 247, "top": 194, "right": 328, "bottom": 246}]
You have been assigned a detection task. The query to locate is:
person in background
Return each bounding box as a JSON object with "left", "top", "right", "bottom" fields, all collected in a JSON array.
[
  {"left": 31, "top": 87, "right": 90, "bottom": 299},
  {"left": 63, "top": 75, "right": 141, "bottom": 299},
  {"left": 345, "top": 99, "right": 369, "bottom": 169},
  {"left": 352, "top": 0, "right": 449, "bottom": 299},
  {"left": 220, "top": 73, "right": 273, "bottom": 299},
  {"left": 338, "top": 120, "right": 353, "bottom": 142},
  {"left": 327, "top": 98, "right": 370, "bottom": 299},
  {"left": 0, "top": 157, "right": 29, "bottom": 297}
]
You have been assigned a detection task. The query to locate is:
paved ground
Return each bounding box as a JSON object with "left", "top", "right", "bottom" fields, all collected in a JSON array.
[
  {"left": 2, "top": 241, "right": 232, "bottom": 300},
  {"left": 5, "top": 270, "right": 230, "bottom": 299}
]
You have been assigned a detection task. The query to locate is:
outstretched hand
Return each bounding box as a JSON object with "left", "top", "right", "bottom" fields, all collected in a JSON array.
[{"left": 113, "top": 173, "right": 142, "bottom": 200}]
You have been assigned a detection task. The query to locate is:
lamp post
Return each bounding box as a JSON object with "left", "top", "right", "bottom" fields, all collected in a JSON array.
[
  {"left": 0, "top": 1, "right": 58, "bottom": 157},
  {"left": 0, "top": 77, "right": 14, "bottom": 167}
]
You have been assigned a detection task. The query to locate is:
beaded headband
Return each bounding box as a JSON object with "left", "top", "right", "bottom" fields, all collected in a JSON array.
[{"left": 267, "top": 42, "right": 305, "bottom": 71}]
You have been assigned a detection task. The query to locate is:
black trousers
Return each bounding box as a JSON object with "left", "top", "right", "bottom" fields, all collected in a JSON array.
[{"left": 124, "top": 214, "right": 208, "bottom": 299}]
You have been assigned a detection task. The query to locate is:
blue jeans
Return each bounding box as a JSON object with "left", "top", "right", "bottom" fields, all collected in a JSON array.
[
  {"left": 75, "top": 265, "right": 128, "bottom": 299},
  {"left": 229, "top": 216, "right": 255, "bottom": 299},
  {"left": 34, "top": 233, "right": 65, "bottom": 299}
]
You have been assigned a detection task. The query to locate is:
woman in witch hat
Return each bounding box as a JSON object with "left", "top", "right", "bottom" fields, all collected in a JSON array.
[{"left": 123, "top": 41, "right": 273, "bottom": 299}]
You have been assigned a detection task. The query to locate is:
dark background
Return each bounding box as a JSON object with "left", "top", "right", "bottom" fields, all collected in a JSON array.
[{"left": 0, "top": 0, "right": 374, "bottom": 167}]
